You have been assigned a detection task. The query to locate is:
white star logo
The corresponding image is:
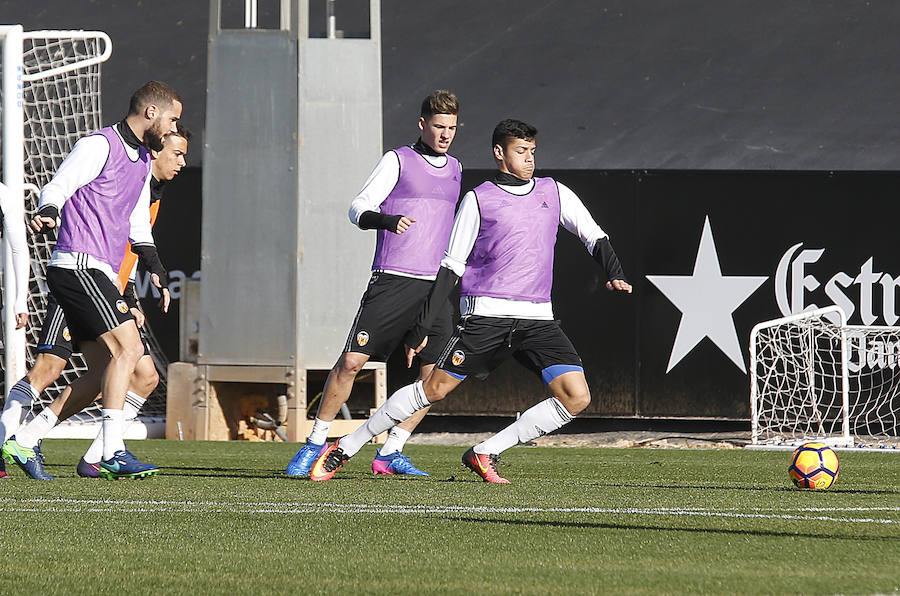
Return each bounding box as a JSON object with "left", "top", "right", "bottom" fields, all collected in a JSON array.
[{"left": 647, "top": 217, "right": 768, "bottom": 373}]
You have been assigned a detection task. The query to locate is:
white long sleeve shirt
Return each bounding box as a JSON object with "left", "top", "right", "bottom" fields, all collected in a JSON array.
[
  {"left": 0, "top": 182, "right": 31, "bottom": 315},
  {"left": 441, "top": 178, "right": 609, "bottom": 319}
]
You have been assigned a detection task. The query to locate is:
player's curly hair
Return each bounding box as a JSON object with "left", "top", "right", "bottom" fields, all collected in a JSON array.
[
  {"left": 128, "top": 81, "right": 182, "bottom": 115},
  {"left": 169, "top": 121, "right": 193, "bottom": 143},
  {"left": 420, "top": 90, "right": 459, "bottom": 119},
  {"left": 492, "top": 119, "right": 538, "bottom": 150}
]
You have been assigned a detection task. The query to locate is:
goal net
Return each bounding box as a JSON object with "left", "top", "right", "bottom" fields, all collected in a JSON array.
[
  {"left": 0, "top": 27, "right": 167, "bottom": 436},
  {"left": 750, "top": 305, "right": 900, "bottom": 448}
]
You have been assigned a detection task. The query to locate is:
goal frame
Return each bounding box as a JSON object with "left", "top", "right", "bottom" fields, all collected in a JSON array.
[
  {"left": 749, "top": 305, "right": 853, "bottom": 448},
  {"left": 0, "top": 25, "right": 111, "bottom": 396}
]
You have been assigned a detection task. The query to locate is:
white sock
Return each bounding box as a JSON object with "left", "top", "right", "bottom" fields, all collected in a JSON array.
[
  {"left": 124, "top": 391, "right": 146, "bottom": 419},
  {"left": 474, "top": 397, "right": 574, "bottom": 455},
  {"left": 339, "top": 381, "right": 430, "bottom": 457},
  {"left": 379, "top": 426, "right": 412, "bottom": 456},
  {"left": 307, "top": 417, "right": 332, "bottom": 445},
  {"left": 1, "top": 380, "right": 39, "bottom": 443},
  {"left": 102, "top": 408, "right": 126, "bottom": 460},
  {"left": 85, "top": 392, "right": 146, "bottom": 464},
  {"left": 14, "top": 407, "right": 58, "bottom": 449}
]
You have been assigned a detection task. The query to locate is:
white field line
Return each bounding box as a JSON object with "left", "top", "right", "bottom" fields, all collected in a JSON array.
[{"left": 0, "top": 497, "right": 898, "bottom": 524}]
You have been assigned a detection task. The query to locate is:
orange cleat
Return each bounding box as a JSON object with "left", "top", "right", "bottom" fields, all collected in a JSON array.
[
  {"left": 462, "top": 447, "right": 510, "bottom": 484},
  {"left": 310, "top": 441, "right": 350, "bottom": 482}
]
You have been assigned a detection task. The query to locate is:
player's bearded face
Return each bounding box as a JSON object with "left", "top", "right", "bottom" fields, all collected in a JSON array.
[
  {"left": 419, "top": 113, "right": 457, "bottom": 154},
  {"left": 145, "top": 100, "right": 183, "bottom": 152}
]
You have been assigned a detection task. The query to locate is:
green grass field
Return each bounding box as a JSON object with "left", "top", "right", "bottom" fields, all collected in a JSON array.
[{"left": 1, "top": 440, "right": 898, "bottom": 595}]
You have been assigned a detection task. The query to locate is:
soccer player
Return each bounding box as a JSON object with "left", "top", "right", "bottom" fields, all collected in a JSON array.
[
  {"left": 0, "top": 125, "right": 190, "bottom": 479},
  {"left": 1, "top": 81, "right": 181, "bottom": 480},
  {"left": 310, "top": 119, "right": 632, "bottom": 483},
  {"left": 285, "top": 90, "right": 462, "bottom": 477},
  {"left": 0, "top": 182, "right": 32, "bottom": 478}
]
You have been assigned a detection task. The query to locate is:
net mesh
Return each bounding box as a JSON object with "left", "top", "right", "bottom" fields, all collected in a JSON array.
[
  {"left": 1, "top": 31, "right": 167, "bottom": 425},
  {"left": 752, "top": 309, "right": 900, "bottom": 447}
]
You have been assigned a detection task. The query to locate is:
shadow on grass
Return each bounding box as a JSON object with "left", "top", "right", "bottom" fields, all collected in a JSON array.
[{"left": 440, "top": 516, "right": 900, "bottom": 541}]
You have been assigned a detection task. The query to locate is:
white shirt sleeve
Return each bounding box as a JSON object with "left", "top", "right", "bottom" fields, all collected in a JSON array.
[
  {"left": 128, "top": 172, "right": 155, "bottom": 246},
  {"left": 439, "top": 190, "right": 481, "bottom": 277},
  {"left": 557, "top": 181, "right": 608, "bottom": 254},
  {"left": 38, "top": 134, "right": 110, "bottom": 212},
  {"left": 0, "top": 182, "right": 30, "bottom": 314},
  {"left": 348, "top": 151, "right": 401, "bottom": 227}
]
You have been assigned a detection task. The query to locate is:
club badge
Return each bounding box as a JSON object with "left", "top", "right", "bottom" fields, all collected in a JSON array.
[
  {"left": 356, "top": 331, "right": 369, "bottom": 347},
  {"left": 451, "top": 349, "right": 466, "bottom": 366}
]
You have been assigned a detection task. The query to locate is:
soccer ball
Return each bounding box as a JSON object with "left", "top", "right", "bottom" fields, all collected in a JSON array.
[{"left": 788, "top": 442, "right": 839, "bottom": 489}]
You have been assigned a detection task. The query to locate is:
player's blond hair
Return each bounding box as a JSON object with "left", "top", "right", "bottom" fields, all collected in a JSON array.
[{"left": 420, "top": 90, "right": 459, "bottom": 119}]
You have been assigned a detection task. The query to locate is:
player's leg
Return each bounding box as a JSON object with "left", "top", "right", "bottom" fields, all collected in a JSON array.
[
  {"left": 311, "top": 315, "right": 504, "bottom": 481},
  {"left": 371, "top": 292, "right": 455, "bottom": 475},
  {"left": 0, "top": 297, "right": 71, "bottom": 447},
  {"left": 464, "top": 320, "right": 587, "bottom": 483},
  {"left": 79, "top": 354, "right": 157, "bottom": 477},
  {"left": 370, "top": 362, "right": 434, "bottom": 476},
  {"left": 287, "top": 273, "right": 420, "bottom": 477}
]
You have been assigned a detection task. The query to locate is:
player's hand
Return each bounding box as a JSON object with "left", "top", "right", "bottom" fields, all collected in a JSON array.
[
  {"left": 29, "top": 215, "right": 56, "bottom": 235},
  {"left": 395, "top": 216, "right": 416, "bottom": 234},
  {"left": 405, "top": 337, "right": 428, "bottom": 368},
  {"left": 130, "top": 307, "right": 145, "bottom": 328},
  {"left": 150, "top": 273, "right": 171, "bottom": 313},
  {"left": 15, "top": 312, "right": 28, "bottom": 329},
  {"left": 606, "top": 279, "right": 632, "bottom": 293}
]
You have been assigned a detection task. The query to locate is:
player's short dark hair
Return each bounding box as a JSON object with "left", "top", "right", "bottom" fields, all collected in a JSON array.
[
  {"left": 167, "top": 121, "right": 193, "bottom": 143},
  {"left": 128, "top": 81, "right": 182, "bottom": 116},
  {"left": 492, "top": 119, "right": 538, "bottom": 150},
  {"left": 420, "top": 90, "right": 459, "bottom": 119}
]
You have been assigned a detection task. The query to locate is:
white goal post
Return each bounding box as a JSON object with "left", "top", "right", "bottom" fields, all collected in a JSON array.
[{"left": 750, "top": 305, "right": 900, "bottom": 449}]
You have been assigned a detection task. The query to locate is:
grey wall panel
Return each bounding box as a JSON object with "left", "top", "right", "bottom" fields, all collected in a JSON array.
[
  {"left": 201, "top": 31, "right": 298, "bottom": 365},
  {"left": 297, "top": 38, "right": 382, "bottom": 369}
]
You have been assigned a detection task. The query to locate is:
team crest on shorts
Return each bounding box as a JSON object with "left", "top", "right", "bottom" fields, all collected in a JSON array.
[
  {"left": 116, "top": 300, "right": 129, "bottom": 314},
  {"left": 356, "top": 331, "right": 370, "bottom": 347},
  {"left": 451, "top": 349, "right": 466, "bottom": 366},
  {"left": 63, "top": 327, "right": 71, "bottom": 342}
]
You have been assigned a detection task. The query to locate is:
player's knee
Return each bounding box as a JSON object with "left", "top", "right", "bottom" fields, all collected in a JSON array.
[
  {"left": 26, "top": 355, "right": 67, "bottom": 391},
  {"left": 560, "top": 389, "right": 591, "bottom": 415},
  {"left": 336, "top": 353, "right": 367, "bottom": 378},
  {"left": 133, "top": 363, "right": 159, "bottom": 396}
]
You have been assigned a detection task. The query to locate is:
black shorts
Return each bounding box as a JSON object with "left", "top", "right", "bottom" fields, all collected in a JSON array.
[
  {"left": 343, "top": 272, "right": 454, "bottom": 364},
  {"left": 436, "top": 316, "right": 583, "bottom": 384},
  {"left": 45, "top": 266, "right": 134, "bottom": 346},
  {"left": 36, "top": 293, "right": 74, "bottom": 360}
]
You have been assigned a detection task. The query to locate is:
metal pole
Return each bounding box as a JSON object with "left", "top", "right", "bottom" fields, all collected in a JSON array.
[
  {"left": 245, "top": 0, "right": 258, "bottom": 28},
  {"left": 0, "top": 25, "right": 26, "bottom": 390},
  {"left": 327, "top": 0, "right": 336, "bottom": 38}
]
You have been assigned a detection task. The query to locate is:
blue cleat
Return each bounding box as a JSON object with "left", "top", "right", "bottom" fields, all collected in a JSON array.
[
  {"left": 372, "top": 450, "right": 430, "bottom": 476},
  {"left": 1, "top": 437, "right": 53, "bottom": 479},
  {"left": 98, "top": 449, "right": 158, "bottom": 480},
  {"left": 285, "top": 440, "right": 326, "bottom": 477}
]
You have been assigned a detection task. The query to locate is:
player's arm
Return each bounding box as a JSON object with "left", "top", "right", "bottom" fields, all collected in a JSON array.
[
  {"left": 32, "top": 135, "right": 109, "bottom": 233},
  {"left": 0, "top": 183, "right": 30, "bottom": 327},
  {"left": 402, "top": 190, "right": 480, "bottom": 364},
  {"left": 128, "top": 174, "right": 170, "bottom": 312},
  {"left": 557, "top": 181, "right": 631, "bottom": 293},
  {"left": 348, "top": 151, "right": 414, "bottom": 234}
]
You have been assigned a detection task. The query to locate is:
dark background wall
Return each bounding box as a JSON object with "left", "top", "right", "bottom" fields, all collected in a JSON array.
[{"left": 4, "top": 1, "right": 900, "bottom": 169}]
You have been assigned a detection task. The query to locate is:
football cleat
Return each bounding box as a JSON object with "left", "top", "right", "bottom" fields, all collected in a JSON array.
[
  {"left": 462, "top": 447, "right": 510, "bottom": 484},
  {"left": 76, "top": 458, "right": 101, "bottom": 478},
  {"left": 285, "top": 440, "right": 327, "bottom": 477},
  {"left": 1, "top": 437, "right": 53, "bottom": 480},
  {"left": 309, "top": 441, "right": 350, "bottom": 482},
  {"left": 372, "top": 450, "right": 429, "bottom": 476},
  {"left": 98, "top": 450, "right": 159, "bottom": 480}
]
